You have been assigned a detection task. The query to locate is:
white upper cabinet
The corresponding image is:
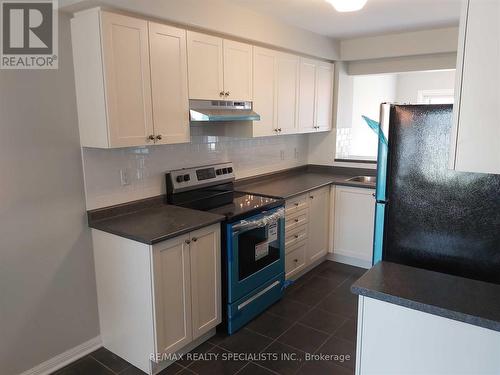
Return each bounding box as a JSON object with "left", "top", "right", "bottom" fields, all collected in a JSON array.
[
  {"left": 223, "top": 40, "right": 253, "bottom": 101},
  {"left": 187, "top": 32, "right": 252, "bottom": 101},
  {"left": 298, "top": 58, "right": 334, "bottom": 134},
  {"left": 252, "top": 48, "right": 299, "bottom": 137},
  {"left": 315, "top": 62, "right": 334, "bottom": 131},
  {"left": 186, "top": 31, "right": 224, "bottom": 100},
  {"left": 450, "top": 0, "right": 500, "bottom": 174},
  {"left": 149, "top": 23, "right": 190, "bottom": 145},
  {"left": 298, "top": 58, "right": 317, "bottom": 133},
  {"left": 71, "top": 9, "right": 190, "bottom": 148},
  {"left": 277, "top": 53, "right": 300, "bottom": 135},
  {"left": 253, "top": 47, "right": 278, "bottom": 137},
  {"left": 100, "top": 12, "right": 154, "bottom": 148}
]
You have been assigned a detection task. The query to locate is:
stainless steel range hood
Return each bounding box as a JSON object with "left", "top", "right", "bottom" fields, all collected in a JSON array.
[{"left": 189, "top": 100, "right": 260, "bottom": 122}]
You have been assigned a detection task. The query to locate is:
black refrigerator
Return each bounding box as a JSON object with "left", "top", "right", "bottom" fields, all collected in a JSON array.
[{"left": 373, "top": 104, "right": 500, "bottom": 284}]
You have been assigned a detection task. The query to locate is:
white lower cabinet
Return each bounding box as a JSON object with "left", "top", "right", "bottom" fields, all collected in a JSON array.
[
  {"left": 356, "top": 296, "right": 500, "bottom": 375},
  {"left": 284, "top": 186, "right": 331, "bottom": 278},
  {"left": 92, "top": 223, "right": 221, "bottom": 375},
  {"left": 334, "top": 186, "right": 375, "bottom": 268}
]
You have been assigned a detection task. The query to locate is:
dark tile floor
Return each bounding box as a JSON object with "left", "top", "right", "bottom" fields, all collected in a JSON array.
[{"left": 53, "top": 261, "right": 365, "bottom": 375}]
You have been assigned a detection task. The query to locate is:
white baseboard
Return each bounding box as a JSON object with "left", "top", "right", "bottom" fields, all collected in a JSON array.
[
  {"left": 327, "top": 253, "right": 372, "bottom": 269},
  {"left": 20, "top": 336, "right": 102, "bottom": 375}
]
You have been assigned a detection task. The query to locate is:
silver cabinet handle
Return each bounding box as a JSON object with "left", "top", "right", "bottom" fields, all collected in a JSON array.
[
  {"left": 219, "top": 91, "right": 225, "bottom": 97},
  {"left": 185, "top": 239, "right": 191, "bottom": 245},
  {"left": 225, "top": 91, "right": 230, "bottom": 97},
  {"left": 294, "top": 234, "right": 299, "bottom": 239},
  {"left": 295, "top": 218, "right": 299, "bottom": 223},
  {"left": 294, "top": 203, "right": 299, "bottom": 206},
  {"left": 309, "top": 195, "right": 314, "bottom": 199},
  {"left": 191, "top": 237, "right": 197, "bottom": 242},
  {"left": 278, "top": 128, "right": 282, "bottom": 132},
  {"left": 147, "top": 135, "right": 155, "bottom": 141},
  {"left": 294, "top": 259, "right": 298, "bottom": 263},
  {"left": 156, "top": 134, "right": 162, "bottom": 140}
]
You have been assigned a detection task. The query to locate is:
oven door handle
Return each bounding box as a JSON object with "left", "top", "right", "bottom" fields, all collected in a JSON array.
[{"left": 231, "top": 207, "right": 284, "bottom": 233}]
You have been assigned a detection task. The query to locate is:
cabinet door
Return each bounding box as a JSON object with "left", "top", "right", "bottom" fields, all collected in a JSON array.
[
  {"left": 187, "top": 31, "right": 224, "bottom": 100},
  {"left": 253, "top": 47, "right": 277, "bottom": 137},
  {"left": 189, "top": 224, "right": 221, "bottom": 340},
  {"left": 277, "top": 52, "right": 299, "bottom": 135},
  {"left": 223, "top": 40, "right": 253, "bottom": 101},
  {"left": 101, "top": 12, "right": 154, "bottom": 147},
  {"left": 315, "top": 62, "right": 334, "bottom": 132},
  {"left": 149, "top": 23, "right": 190, "bottom": 144},
  {"left": 334, "top": 187, "right": 375, "bottom": 266},
  {"left": 306, "top": 186, "right": 330, "bottom": 264},
  {"left": 451, "top": 0, "right": 500, "bottom": 174},
  {"left": 298, "top": 58, "right": 317, "bottom": 133},
  {"left": 152, "top": 235, "right": 192, "bottom": 354}
]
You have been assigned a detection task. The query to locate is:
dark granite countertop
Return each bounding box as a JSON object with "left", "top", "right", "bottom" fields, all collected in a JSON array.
[
  {"left": 351, "top": 261, "right": 500, "bottom": 332},
  {"left": 88, "top": 196, "right": 225, "bottom": 245},
  {"left": 235, "top": 165, "right": 376, "bottom": 199}
]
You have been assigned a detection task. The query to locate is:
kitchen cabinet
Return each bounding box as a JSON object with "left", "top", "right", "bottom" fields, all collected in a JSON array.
[
  {"left": 252, "top": 47, "right": 277, "bottom": 137},
  {"left": 92, "top": 223, "right": 221, "bottom": 374},
  {"left": 334, "top": 186, "right": 375, "bottom": 268},
  {"left": 298, "top": 58, "right": 334, "bottom": 133},
  {"left": 284, "top": 186, "right": 331, "bottom": 278},
  {"left": 223, "top": 40, "right": 253, "bottom": 101},
  {"left": 149, "top": 23, "right": 190, "bottom": 145},
  {"left": 277, "top": 53, "right": 300, "bottom": 134},
  {"left": 306, "top": 186, "right": 330, "bottom": 263},
  {"left": 71, "top": 9, "right": 190, "bottom": 148},
  {"left": 187, "top": 31, "right": 252, "bottom": 101},
  {"left": 186, "top": 31, "right": 224, "bottom": 100},
  {"left": 450, "top": 0, "right": 500, "bottom": 175},
  {"left": 252, "top": 48, "right": 299, "bottom": 137},
  {"left": 189, "top": 225, "right": 222, "bottom": 339},
  {"left": 152, "top": 234, "right": 193, "bottom": 354}
]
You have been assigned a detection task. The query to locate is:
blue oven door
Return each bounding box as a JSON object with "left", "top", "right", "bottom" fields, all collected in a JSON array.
[{"left": 226, "top": 207, "right": 285, "bottom": 303}]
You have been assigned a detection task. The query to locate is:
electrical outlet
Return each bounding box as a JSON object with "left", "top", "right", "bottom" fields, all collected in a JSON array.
[
  {"left": 280, "top": 150, "right": 285, "bottom": 160},
  {"left": 120, "top": 169, "right": 130, "bottom": 186}
]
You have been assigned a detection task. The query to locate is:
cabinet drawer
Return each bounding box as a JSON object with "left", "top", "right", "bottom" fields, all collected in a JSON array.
[
  {"left": 285, "top": 243, "right": 306, "bottom": 278},
  {"left": 285, "top": 211, "right": 308, "bottom": 231},
  {"left": 285, "top": 195, "right": 308, "bottom": 215},
  {"left": 285, "top": 225, "right": 307, "bottom": 251}
]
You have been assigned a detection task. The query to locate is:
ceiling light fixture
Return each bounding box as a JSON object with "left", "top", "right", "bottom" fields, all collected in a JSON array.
[{"left": 326, "top": 0, "right": 368, "bottom": 12}]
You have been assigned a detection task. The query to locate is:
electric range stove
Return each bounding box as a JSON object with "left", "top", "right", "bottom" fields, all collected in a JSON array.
[{"left": 166, "top": 162, "right": 286, "bottom": 334}]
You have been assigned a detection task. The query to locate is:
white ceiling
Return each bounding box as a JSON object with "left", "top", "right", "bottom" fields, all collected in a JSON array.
[{"left": 229, "top": 0, "right": 462, "bottom": 39}]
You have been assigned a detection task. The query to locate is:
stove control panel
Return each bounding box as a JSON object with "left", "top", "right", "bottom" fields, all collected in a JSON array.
[{"left": 167, "top": 162, "right": 235, "bottom": 194}]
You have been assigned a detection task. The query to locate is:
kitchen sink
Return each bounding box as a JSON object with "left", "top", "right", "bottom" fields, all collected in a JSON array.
[{"left": 346, "top": 176, "right": 377, "bottom": 184}]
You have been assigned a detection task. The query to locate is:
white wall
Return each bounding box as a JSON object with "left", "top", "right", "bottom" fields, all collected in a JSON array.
[
  {"left": 60, "top": 0, "right": 339, "bottom": 60},
  {"left": 396, "top": 70, "right": 456, "bottom": 103},
  {"left": 345, "top": 74, "right": 397, "bottom": 159},
  {"left": 0, "top": 14, "right": 99, "bottom": 375},
  {"left": 341, "top": 27, "right": 459, "bottom": 61},
  {"left": 82, "top": 131, "right": 309, "bottom": 209}
]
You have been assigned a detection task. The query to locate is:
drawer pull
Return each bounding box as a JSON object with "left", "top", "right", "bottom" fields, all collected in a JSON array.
[
  {"left": 294, "top": 259, "right": 298, "bottom": 263},
  {"left": 294, "top": 202, "right": 299, "bottom": 206},
  {"left": 294, "top": 234, "right": 299, "bottom": 239},
  {"left": 294, "top": 218, "right": 299, "bottom": 223}
]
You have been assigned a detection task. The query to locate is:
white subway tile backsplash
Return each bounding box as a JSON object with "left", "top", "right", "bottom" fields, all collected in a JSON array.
[{"left": 82, "top": 134, "right": 308, "bottom": 209}]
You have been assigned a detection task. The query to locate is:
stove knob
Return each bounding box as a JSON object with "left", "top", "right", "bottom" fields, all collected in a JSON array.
[
  {"left": 176, "top": 175, "right": 183, "bottom": 183},
  {"left": 227, "top": 167, "right": 233, "bottom": 173},
  {"left": 222, "top": 168, "right": 228, "bottom": 174},
  {"left": 183, "top": 174, "right": 190, "bottom": 182},
  {"left": 216, "top": 169, "right": 222, "bottom": 175}
]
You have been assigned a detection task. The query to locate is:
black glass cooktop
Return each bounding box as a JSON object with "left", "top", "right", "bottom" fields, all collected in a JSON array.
[
  {"left": 206, "top": 192, "right": 283, "bottom": 221},
  {"left": 168, "top": 182, "right": 284, "bottom": 222}
]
